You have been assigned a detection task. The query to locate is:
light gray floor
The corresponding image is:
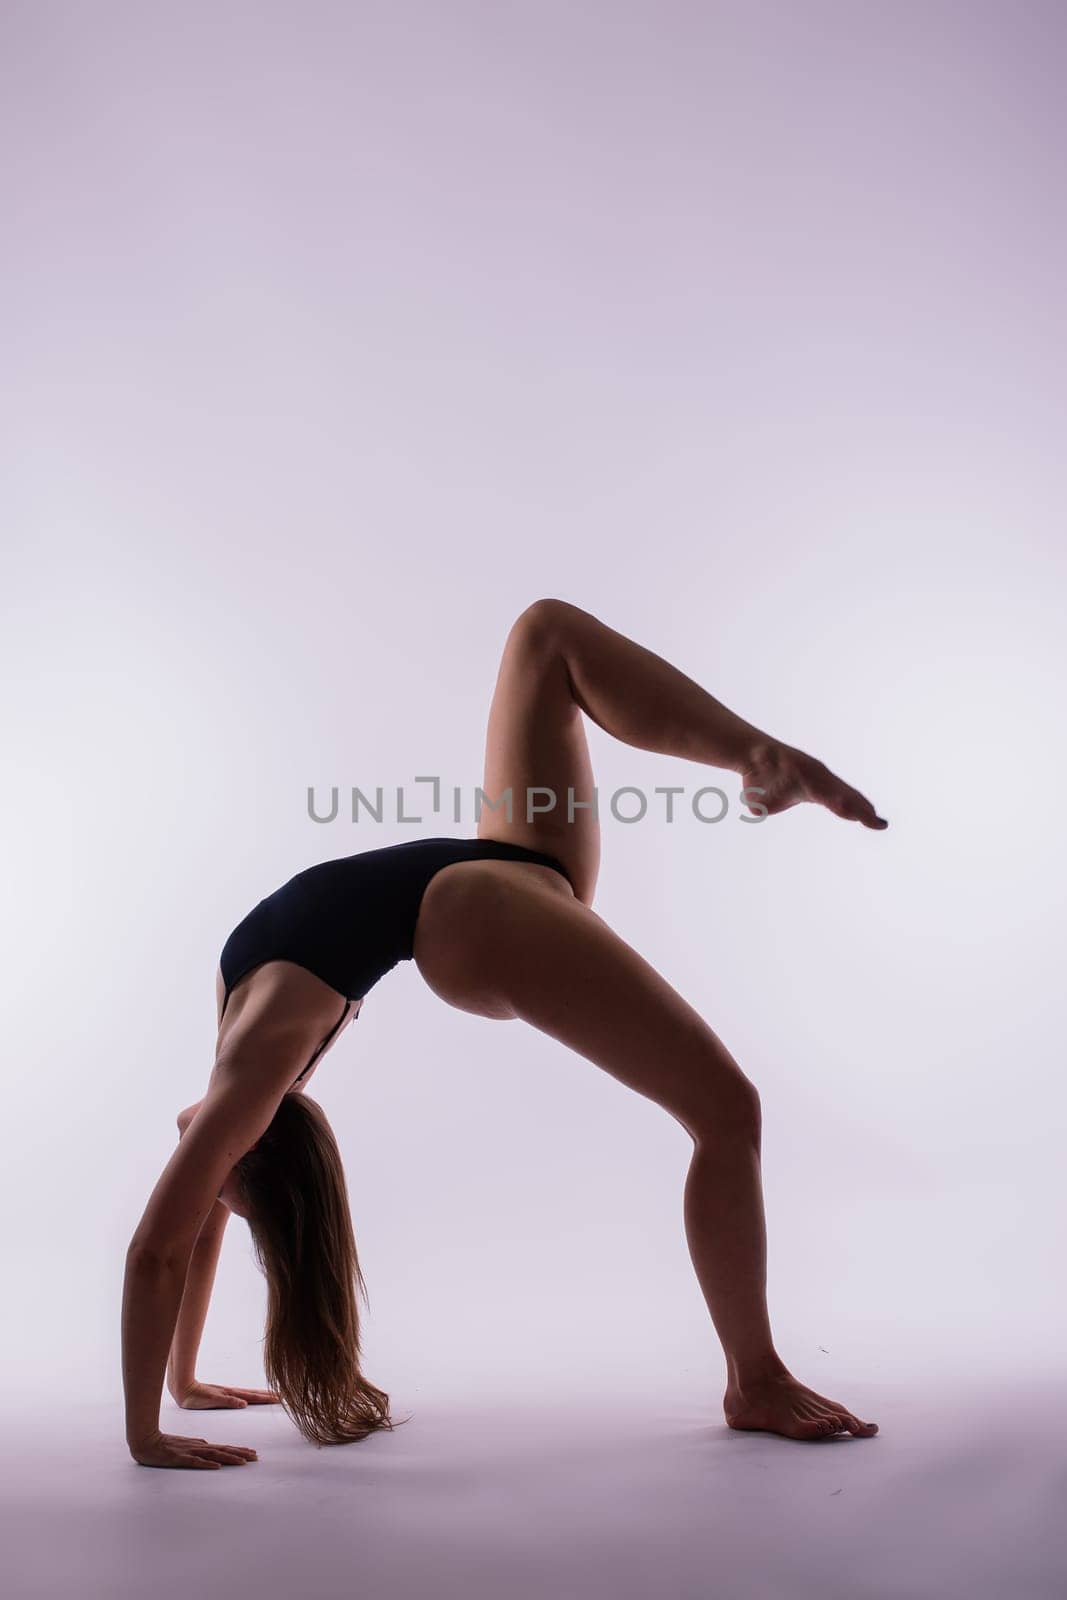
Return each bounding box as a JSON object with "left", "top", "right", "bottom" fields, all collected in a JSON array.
[{"left": 5, "top": 1375, "right": 1064, "bottom": 1600}]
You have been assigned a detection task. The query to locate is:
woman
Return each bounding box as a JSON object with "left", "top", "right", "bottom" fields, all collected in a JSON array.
[{"left": 123, "top": 598, "right": 887, "bottom": 1469}]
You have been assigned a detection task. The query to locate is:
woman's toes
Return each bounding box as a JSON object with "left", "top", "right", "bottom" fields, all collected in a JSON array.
[{"left": 799, "top": 1419, "right": 829, "bottom": 1439}]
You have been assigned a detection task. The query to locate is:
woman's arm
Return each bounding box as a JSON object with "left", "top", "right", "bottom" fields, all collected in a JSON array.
[
  {"left": 122, "top": 1066, "right": 286, "bottom": 1458},
  {"left": 165, "top": 1197, "right": 231, "bottom": 1401},
  {"left": 163, "top": 1088, "right": 301, "bottom": 1408},
  {"left": 165, "top": 1105, "right": 230, "bottom": 1399}
]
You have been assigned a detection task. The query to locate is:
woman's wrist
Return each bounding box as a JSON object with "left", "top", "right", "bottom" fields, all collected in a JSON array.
[
  {"left": 126, "top": 1412, "right": 162, "bottom": 1448},
  {"left": 167, "top": 1364, "right": 193, "bottom": 1402}
]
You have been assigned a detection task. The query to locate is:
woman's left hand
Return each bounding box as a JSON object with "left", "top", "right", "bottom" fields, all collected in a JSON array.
[{"left": 175, "top": 1381, "right": 280, "bottom": 1409}]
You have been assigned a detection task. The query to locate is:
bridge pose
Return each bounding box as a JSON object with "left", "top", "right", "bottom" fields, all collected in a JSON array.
[{"left": 122, "top": 598, "right": 887, "bottom": 1468}]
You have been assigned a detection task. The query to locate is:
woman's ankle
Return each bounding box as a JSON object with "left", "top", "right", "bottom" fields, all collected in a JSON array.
[{"left": 727, "top": 1351, "right": 791, "bottom": 1391}]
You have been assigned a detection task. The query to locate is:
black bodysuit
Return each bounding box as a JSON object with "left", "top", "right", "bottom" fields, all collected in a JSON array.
[{"left": 218, "top": 836, "right": 573, "bottom": 1084}]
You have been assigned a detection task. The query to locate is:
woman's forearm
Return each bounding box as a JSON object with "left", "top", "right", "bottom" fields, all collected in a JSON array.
[
  {"left": 166, "top": 1201, "right": 230, "bottom": 1397},
  {"left": 121, "top": 1246, "right": 191, "bottom": 1447}
]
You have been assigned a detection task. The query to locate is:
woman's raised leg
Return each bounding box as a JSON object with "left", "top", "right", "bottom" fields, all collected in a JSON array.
[{"left": 477, "top": 598, "right": 887, "bottom": 905}]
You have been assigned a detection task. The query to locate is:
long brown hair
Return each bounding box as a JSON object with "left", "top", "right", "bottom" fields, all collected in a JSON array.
[{"left": 232, "top": 1093, "right": 399, "bottom": 1446}]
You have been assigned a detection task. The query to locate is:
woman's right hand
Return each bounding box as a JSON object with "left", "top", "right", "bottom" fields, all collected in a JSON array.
[{"left": 128, "top": 1429, "right": 259, "bottom": 1470}]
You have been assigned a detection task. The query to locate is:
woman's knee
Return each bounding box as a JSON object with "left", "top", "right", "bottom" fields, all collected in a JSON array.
[
  {"left": 683, "top": 1052, "right": 762, "bottom": 1144},
  {"left": 508, "top": 597, "right": 576, "bottom": 660}
]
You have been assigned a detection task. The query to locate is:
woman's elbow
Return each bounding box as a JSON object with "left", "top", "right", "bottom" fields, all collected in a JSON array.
[{"left": 126, "top": 1236, "right": 182, "bottom": 1270}]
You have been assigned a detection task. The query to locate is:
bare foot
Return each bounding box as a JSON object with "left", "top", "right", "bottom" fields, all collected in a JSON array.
[
  {"left": 741, "top": 739, "right": 888, "bottom": 830},
  {"left": 724, "top": 1370, "right": 879, "bottom": 1441}
]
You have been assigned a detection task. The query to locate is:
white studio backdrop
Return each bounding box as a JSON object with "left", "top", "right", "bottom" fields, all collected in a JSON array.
[{"left": 2, "top": 1, "right": 1064, "bottom": 1417}]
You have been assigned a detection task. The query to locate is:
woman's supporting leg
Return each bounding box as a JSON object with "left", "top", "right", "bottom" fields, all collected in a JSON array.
[
  {"left": 414, "top": 871, "right": 878, "bottom": 1440},
  {"left": 478, "top": 598, "right": 886, "bottom": 904}
]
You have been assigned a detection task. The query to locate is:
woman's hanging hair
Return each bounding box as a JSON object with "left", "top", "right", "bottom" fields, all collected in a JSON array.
[{"left": 233, "top": 1093, "right": 400, "bottom": 1446}]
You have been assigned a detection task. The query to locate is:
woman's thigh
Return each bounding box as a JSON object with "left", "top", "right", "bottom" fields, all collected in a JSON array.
[
  {"left": 477, "top": 604, "right": 600, "bottom": 905},
  {"left": 413, "top": 866, "right": 756, "bottom": 1141}
]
